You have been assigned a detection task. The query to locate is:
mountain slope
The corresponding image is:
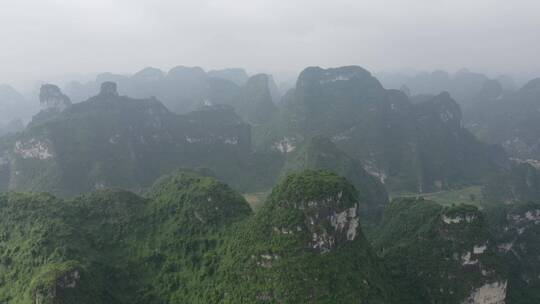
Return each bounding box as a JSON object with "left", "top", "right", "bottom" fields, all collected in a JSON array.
[
  {"left": 0, "top": 84, "right": 35, "bottom": 124},
  {"left": 263, "top": 66, "right": 505, "bottom": 193},
  {"left": 486, "top": 202, "right": 540, "bottom": 303},
  {"left": 2, "top": 169, "right": 540, "bottom": 303},
  {"left": 373, "top": 198, "right": 506, "bottom": 303},
  {"left": 0, "top": 171, "right": 252, "bottom": 303},
  {"left": 0, "top": 82, "right": 265, "bottom": 196},
  {"left": 467, "top": 78, "right": 540, "bottom": 161},
  {"left": 63, "top": 66, "right": 281, "bottom": 124},
  {"left": 482, "top": 162, "right": 540, "bottom": 204},
  {"left": 282, "top": 136, "right": 388, "bottom": 221},
  {"left": 215, "top": 170, "right": 395, "bottom": 303}
]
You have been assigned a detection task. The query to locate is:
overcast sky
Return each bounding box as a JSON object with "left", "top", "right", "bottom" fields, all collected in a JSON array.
[{"left": 1, "top": 0, "right": 540, "bottom": 89}]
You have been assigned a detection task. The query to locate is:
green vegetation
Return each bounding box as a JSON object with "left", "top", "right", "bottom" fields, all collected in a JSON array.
[
  {"left": 282, "top": 136, "right": 389, "bottom": 221},
  {"left": 372, "top": 198, "right": 505, "bottom": 303},
  {"left": 0, "top": 170, "right": 393, "bottom": 303},
  {"left": 484, "top": 202, "right": 540, "bottom": 303},
  {"left": 0, "top": 84, "right": 281, "bottom": 196},
  {"left": 2, "top": 65, "right": 540, "bottom": 303},
  {"left": 257, "top": 66, "right": 504, "bottom": 194},
  {"left": 0, "top": 171, "right": 251, "bottom": 303},
  {"left": 2, "top": 167, "right": 540, "bottom": 303},
  {"left": 214, "top": 170, "right": 395, "bottom": 303}
]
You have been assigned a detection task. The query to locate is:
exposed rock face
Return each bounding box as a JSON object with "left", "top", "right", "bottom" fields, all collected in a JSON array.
[
  {"left": 39, "top": 84, "right": 71, "bottom": 112},
  {"left": 306, "top": 196, "right": 360, "bottom": 253},
  {"left": 31, "top": 262, "right": 83, "bottom": 304},
  {"left": 219, "top": 170, "right": 394, "bottom": 303},
  {"left": 14, "top": 138, "right": 53, "bottom": 160},
  {"left": 442, "top": 212, "right": 478, "bottom": 224},
  {"left": 462, "top": 281, "right": 507, "bottom": 304},
  {"left": 34, "top": 271, "right": 81, "bottom": 304},
  {"left": 29, "top": 85, "right": 73, "bottom": 128},
  {"left": 272, "top": 136, "right": 296, "bottom": 153},
  {"left": 485, "top": 202, "right": 540, "bottom": 302},
  {"left": 264, "top": 171, "right": 364, "bottom": 254},
  {"left": 374, "top": 198, "right": 506, "bottom": 304}
]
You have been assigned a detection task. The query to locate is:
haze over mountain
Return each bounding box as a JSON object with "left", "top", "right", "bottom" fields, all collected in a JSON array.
[
  {"left": 2, "top": 68, "right": 540, "bottom": 302},
  {"left": 376, "top": 69, "right": 516, "bottom": 109},
  {"left": 2, "top": 0, "right": 540, "bottom": 90},
  {"left": 3, "top": 1, "right": 540, "bottom": 303},
  {"left": 258, "top": 66, "right": 507, "bottom": 193}
]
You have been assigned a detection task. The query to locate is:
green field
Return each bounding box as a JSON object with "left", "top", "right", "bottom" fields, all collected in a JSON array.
[{"left": 391, "top": 186, "right": 485, "bottom": 208}]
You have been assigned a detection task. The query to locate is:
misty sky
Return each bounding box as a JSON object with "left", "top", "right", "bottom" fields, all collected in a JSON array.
[{"left": 1, "top": 0, "right": 540, "bottom": 88}]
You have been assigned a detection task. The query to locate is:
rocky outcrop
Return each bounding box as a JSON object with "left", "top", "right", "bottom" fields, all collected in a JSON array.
[
  {"left": 462, "top": 281, "right": 507, "bottom": 304},
  {"left": 483, "top": 202, "right": 540, "bottom": 303},
  {"left": 31, "top": 263, "right": 82, "bottom": 304},
  {"left": 218, "top": 170, "right": 394, "bottom": 303},
  {"left": 39, "top": 84, "right": 71, "bottom": 112},
  {"left": 14, "top": 138, "right": 53, "bottom": 160},
  {"left": 374, "top": 199, "right": 506, "bottom": 304}
]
